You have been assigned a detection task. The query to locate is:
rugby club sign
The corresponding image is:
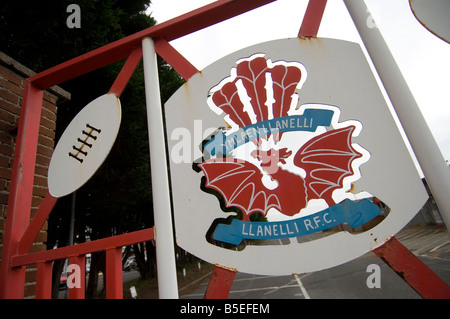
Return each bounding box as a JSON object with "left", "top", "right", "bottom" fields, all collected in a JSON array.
[{"left": 165, "top": 38, "right": 427, "bottom": 275}]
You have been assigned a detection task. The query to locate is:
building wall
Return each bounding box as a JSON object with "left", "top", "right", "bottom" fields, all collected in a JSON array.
[{"left": 0, "top": 52, "right": 70, "bottom": 298}]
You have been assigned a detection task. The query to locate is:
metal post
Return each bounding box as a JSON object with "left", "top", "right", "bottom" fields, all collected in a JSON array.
[
  {"left": 68, "top": 255, "right": 85, "bottom": 299},
  {"left": 0, "top": 81, "right": 44, "bottom": 298},
  {"left": 343, "top": 0, "right": 450, "bottom": 230},
  {"left": 105, "top": 247, "right": 123, "bottom": 299},
  {"left": 204, "top": 265, "right": 237, "bottom": 299},
  {"left": 141, "top": 37, "right": 179, "bottom": 299}
]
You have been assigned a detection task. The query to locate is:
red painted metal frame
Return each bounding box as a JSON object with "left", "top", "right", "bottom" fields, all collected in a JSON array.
[
  {"left": 0, "top": 82, "right": 44, "bottom": 298},
  {"left": 12, "top": 228, "right": 154, "bottom": 299},
  {"left": 109, "top": 46, "right": 143, "bottom": 96},
  {"left": 106, "top": 247, "right": 124, "bottom": 299},
  {"left": 298, "top": 0, "right": 328, "bottom": 37},
  {"left": 374, "top": 236, "right": 450, "bottom": 299},
  {"left": 68, "top": 255, "right": 86, "bottom": 299},
  {"left": 153, "top": 38, "right": 198, "bottom": 81},
  {"left": 28, "top": 0, "right": 275, "bottom": 91},
  {"left": 36, "top": 261, "right": 53, "bottom": 299},
  {"left": 204, "top": 265, "right": 237, "bottom": 299}
]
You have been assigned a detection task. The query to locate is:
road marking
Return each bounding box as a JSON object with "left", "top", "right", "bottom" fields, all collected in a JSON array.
[
  {"left": 294, "top": 274, "right": 311, "bottom": 299},
  {"left": 416, "top": 235, "right": 449, "bottom": 254},
  {"left": 263, "top": 279, "right": 298, "bottom": 296},
  {"left": 230, "top": 285, "right": 300, "bottom": 295},
  {"left": 181, "top": 284, "right": 301, "bottom": 298},
  {"left": 179, "top": 271, "right": 213, "bottom": 292},
  {"left": 430, "top": 240, "right": 450, "bottom": 253}
]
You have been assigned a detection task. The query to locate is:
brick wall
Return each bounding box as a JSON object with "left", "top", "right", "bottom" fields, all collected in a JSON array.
[{"left": 0, "top": 52, "right": 70, "bottom": 298}]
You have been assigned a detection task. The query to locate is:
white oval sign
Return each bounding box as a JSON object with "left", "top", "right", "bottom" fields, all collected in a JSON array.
[
  {"left": 165, "top": 38, "right": 428, "bottom": 275},
  {"left": 48, "top": 93, "right": 121, "bottom": 198}
]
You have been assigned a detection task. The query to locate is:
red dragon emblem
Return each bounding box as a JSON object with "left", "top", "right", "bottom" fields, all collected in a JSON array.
[{"left": 194, "top": 54, "right": 378, "bottom": 244}]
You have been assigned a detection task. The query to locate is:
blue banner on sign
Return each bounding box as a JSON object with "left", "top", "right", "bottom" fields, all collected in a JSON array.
[
  {"left": 204, "top": 109, "right": 334, "bottom": 156},
  {"left": 213, "top": 199, "right": 381, "bottom": 245}
]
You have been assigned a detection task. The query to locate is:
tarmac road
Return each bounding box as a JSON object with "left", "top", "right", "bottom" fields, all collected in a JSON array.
[{"left": 181, "top": 226, "right": 450, "bottom": 299}]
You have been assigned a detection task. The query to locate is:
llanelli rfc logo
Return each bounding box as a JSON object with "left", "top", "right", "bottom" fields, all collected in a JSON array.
[
  {"left": 194, "top": 54, "right": 381, "bottom": 247},
  {"left": 165, "top": 38, "right": 427, "bottom": 275}
]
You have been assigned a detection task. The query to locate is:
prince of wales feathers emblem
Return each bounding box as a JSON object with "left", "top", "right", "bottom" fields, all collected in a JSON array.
[{"left": 194, "top": 55, "right": 382, "bottom": 245}]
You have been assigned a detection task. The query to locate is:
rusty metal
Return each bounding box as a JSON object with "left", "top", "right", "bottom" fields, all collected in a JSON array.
[
  {"left": 204, "top": 264, "right": 237, "bottom": 299},
  {"left": 298, "top": 0, "right": 327, "bottom": 37},
  {"left": 373, "top": 236, "right": 450, "bottom": 299}
]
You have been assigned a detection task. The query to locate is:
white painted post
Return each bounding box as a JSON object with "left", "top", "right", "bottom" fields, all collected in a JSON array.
[
  {"left": 142, "top": 37, "right": 179, "bottom": 298},
  {"left": 343, "top": 0, "right": 450, "bottom": 231}
]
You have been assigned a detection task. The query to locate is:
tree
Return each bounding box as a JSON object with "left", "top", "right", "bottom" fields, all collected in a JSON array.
[{"left": 1, "top": 0, "right": 185, "bottom": 297}]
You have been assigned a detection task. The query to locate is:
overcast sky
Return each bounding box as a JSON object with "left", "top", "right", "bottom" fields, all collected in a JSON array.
[{"left": 147, "top": 0, "right": 450, "bottom": 165}]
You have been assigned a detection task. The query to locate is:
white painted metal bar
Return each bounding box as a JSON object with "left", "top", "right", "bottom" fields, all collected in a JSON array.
[
  {"left": 343, "top": 0, "right": 450, "bottom": 230},
  {"left": 142, "top": 37, "right": 179, "bottom": 298}
]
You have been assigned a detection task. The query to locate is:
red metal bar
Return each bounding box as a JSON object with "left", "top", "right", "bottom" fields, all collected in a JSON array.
[
  {"left": 35, "top": 261, "right": 53, "bottom": 299},
  {"left": 373, "top": 236, "right": 450, "bottom": 299},
  {"left": 298, "top": 0, "right": 327, "bottom": 37},
  {"left": 18, "top": 192, "right": 57, "bottom": 255},
  {"left": 0, "top": 81, "right": 44, "bottom": 299},
  {"left": 11, "top": 228, "right": 154, "bottom": 268},
  {"left": 108, "top": 46, "right": 143, "bottom": 97},
  {"left": 28, "top": 0, "right": 276, "bottom": 90},
  {"left": 106, "top": 247, "right": 124, "bottom": 299},
  {"left": 204, "top": 264, "right": 237, "bottom": 299},
  {"left": 68, "top": 255, "right": 86, "bottom": 299},
  {"left": 154, "top": 37, "right": 199, "bottom": 81}
]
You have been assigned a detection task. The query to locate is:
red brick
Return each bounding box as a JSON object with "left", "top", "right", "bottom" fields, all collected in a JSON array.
[
  {"left": 0, "top": 143, "right": 14, "bottom": 158},
  {"left": 42, "top": 99, "right": 57, "bottom": 114},
  {"left": 0, "top": 77, "right": 23, "bottom": 97},
  {"left": 0, "top": 107, "right": 18, "bottom": 125},
  {"left": 34, "top": 165, "right": 48, "bottom": 178},
  {"left": 38, "top": 125, "right": 54, "bottom": 139},
  {"left": 0, "top": 87, "right": 19, "bottom": 104},
  {"left": 43, "top": 92, "right": 57, "bottom": 104},
  {"left": 33, "top": 175, "right": 47, "bottom": 188},
  {"left": 38, "top": 134, "right": 54, "bottom": 149},
  {"left": 40, "top": 116, "right": 56, "bottom": 131},
  {"left": 0, "top": 98, "right": 21, "bottom": 116},
  {"left": 37, "top": 144, "right": 53, "bottom": 158},
  {"left": 41, "top": 106, "right": 56, "bottom": 122},
  {"left": 33, "top": 186, "right": 48, "bottom": 198},
  {"left": 0, "top": 67, "right": 23, "bottom": 86},
  {"left": 35, "top": 154, "right": 51, "bottom": 167},
  {"left": 0, "top": 167, "right": 12, "bottom": 180}
]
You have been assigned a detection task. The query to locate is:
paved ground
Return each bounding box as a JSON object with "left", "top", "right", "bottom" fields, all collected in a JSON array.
[{"left": 181, "top": 225, "right": 450, "bottom": 299}]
